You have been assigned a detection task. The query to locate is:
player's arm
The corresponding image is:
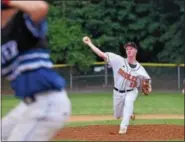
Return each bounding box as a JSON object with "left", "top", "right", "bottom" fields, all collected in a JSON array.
[
  {"left": 3, "top": 0, "right": 48, "bottom": 23},
  {"left": 142, "top": 74, "right": 152, "bottom": 93},
  {"left": 83, "top": 36, "right": 124, "bottom": 70},
  {"left": 3, "top": 0, "right": 48, "bottom": 38},
  {"left": 139, "top": 67, "right": 152, "bottom": 94},
  {"left": 83, "top": 36, "right": 107, "bottom": 61}
]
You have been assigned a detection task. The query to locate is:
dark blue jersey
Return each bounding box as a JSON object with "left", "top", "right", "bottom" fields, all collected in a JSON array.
[{"left": 1, "top": 11, "right": 66, "bottom": 99}]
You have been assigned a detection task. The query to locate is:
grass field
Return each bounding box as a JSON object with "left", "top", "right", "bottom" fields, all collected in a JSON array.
[
  {"left": 2, "top": 91, "right": 184, "bottom": 116},
  {"left": 1, "top": 91, "right": 184, "bottom": 141},
  {"left": 66, "top": 119, "right": 184, "bottom": 127}
]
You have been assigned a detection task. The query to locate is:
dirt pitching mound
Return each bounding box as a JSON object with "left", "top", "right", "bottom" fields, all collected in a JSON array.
[
  {"left": 68, "top": 114, "right": 184, "bottom": 122},
  {"left": 55, "top": 124, "right": 184, "bottom": 141}
]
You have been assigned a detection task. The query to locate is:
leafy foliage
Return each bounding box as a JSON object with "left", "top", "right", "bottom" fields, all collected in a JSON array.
[
  {"left": 156, "top": 0, "right": 184, "bottom": 63},
  {"left": 46, "top": 0, "right": 184, "bottom": 70},
  {"left": 47, "top": 5, "right": 95, "bottom": 71}
]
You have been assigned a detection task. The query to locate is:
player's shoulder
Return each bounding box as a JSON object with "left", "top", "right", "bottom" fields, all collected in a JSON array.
[
  {"left": 105, "top": 52, "right": 117, "bottom": 56},
  {"left": 105, "top": 52, "right": 125, "bottom": 59},
  {"left": 136, "top": 62, "right": 145, "bottom": 70}
]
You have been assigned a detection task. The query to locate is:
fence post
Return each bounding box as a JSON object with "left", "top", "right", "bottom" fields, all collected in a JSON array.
[
  {"left": 70, "top": 66, "right": 73, "bottom": 90},
  {"left": 177, "top": 65, "right": 181, "bottom": 90},
  {"left": 105, "top": 64, "right": 108, "bottom": 86}
]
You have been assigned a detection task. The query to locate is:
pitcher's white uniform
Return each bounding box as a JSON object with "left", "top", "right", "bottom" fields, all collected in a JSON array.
[{"left": 105, "top": 52, "right": 151, "bottom": 130}]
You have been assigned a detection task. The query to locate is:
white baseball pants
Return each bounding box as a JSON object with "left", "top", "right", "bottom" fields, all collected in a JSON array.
[
  {"left": 1, "top": 90, "right": 71, "bottom": 141},
  {"left": 113, "top": 89, "right": 138, "bottom": 130}
]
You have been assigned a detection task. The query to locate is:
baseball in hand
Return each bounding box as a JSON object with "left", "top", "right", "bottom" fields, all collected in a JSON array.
[{"left": 83, "top": 36, "right": 91, "bottom": 44}]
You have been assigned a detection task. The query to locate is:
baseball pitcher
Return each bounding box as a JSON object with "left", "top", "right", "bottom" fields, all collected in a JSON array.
[
  {"left": 1, "top": 1, "right": 71, "bottom": 141},
  {"left": 83, "top": 36, "right": 152, "bottom": 134}
]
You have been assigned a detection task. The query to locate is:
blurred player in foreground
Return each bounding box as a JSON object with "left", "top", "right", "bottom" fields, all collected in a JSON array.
[
  {"left": 83, "top": 36, "right": 152, "bottom": 134},
  {"left": 1, "top": 0, "right": 71, "bottom": 141}
]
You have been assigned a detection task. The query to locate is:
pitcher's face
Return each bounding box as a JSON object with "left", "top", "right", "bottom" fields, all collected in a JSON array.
[{"left": 126, "top": 46, "right": 137, "bottom": 57}]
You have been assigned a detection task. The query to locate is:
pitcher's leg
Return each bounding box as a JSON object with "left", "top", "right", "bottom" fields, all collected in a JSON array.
[
  {"left": 120, "top": 99, "right": 134, "bottom": 132},
  {"left": 119, "top": 90, "right": 138, "bottom": 134},
  {"left": 113, "top": 92, "right": 125, "bottom": 119},
  {"left": 1, "top": 102, "right": 27, "bottom": 141}
]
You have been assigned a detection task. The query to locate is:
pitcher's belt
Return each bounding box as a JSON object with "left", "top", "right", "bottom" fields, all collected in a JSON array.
[{"left": 114, "top": 87, "right": 134, "bottom": 93}]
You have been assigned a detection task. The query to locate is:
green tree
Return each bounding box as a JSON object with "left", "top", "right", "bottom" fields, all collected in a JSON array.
[
  {"left": 47, "top": 5, "right": 95, "bottom": 71},
  {"left": 156, "top": 0, "right": 184, "bottom": 63},
  {"left": 46, "top": 0, "right": 184, "bottom": 71},
  {"left": 64, "top": 0, "right": 184, "bottom": 63},
  {"left": 65, "top": 0, "right": 161, "bottom": 56}
]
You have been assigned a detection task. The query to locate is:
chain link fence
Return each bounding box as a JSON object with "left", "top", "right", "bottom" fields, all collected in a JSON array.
[{"left": 2, "top": 63, "right": 184, "bottom": 94}]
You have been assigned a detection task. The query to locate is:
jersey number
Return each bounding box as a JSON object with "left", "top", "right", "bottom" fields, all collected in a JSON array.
[
  {"left": 130, "top": 82, "right": 137, "bottom": 88},
  {"left": 1, "top": 41, "right": 18, "bottom": 64},
  {"left": 118, "top": 68, "right": 138, "bottom": 88},
  {"left": 129, "top": 76, "right": 137, "bottom": 88}
]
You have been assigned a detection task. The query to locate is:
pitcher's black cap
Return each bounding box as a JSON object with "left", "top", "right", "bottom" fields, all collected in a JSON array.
[{"left": 124, "top": 42, "right": 138, "bottom": 49}]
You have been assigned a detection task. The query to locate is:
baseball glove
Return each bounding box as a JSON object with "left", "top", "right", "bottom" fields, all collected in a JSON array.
[{"left": 141, "top": 79, "right": 152, "bottom": 95}]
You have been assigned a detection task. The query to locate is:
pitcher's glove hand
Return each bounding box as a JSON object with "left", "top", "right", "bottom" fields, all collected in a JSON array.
[{"left": 141, "top": 79, "right": 152, "bottom": 95}]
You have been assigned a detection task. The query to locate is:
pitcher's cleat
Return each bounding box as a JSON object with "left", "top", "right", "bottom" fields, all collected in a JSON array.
[
  {"left": 119, "top": 128, "right": 127, "bottom": 134},
  {"left": 131, "top": 113, "right": 135, "bottom": 120}
]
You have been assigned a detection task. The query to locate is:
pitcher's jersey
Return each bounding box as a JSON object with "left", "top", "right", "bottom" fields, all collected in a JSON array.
[
  {"left": 1, "top": 11, "right": 66, "bottom": 99},
  {"left": 105, "top": 52, "right": 151, "bottom": 90}
]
